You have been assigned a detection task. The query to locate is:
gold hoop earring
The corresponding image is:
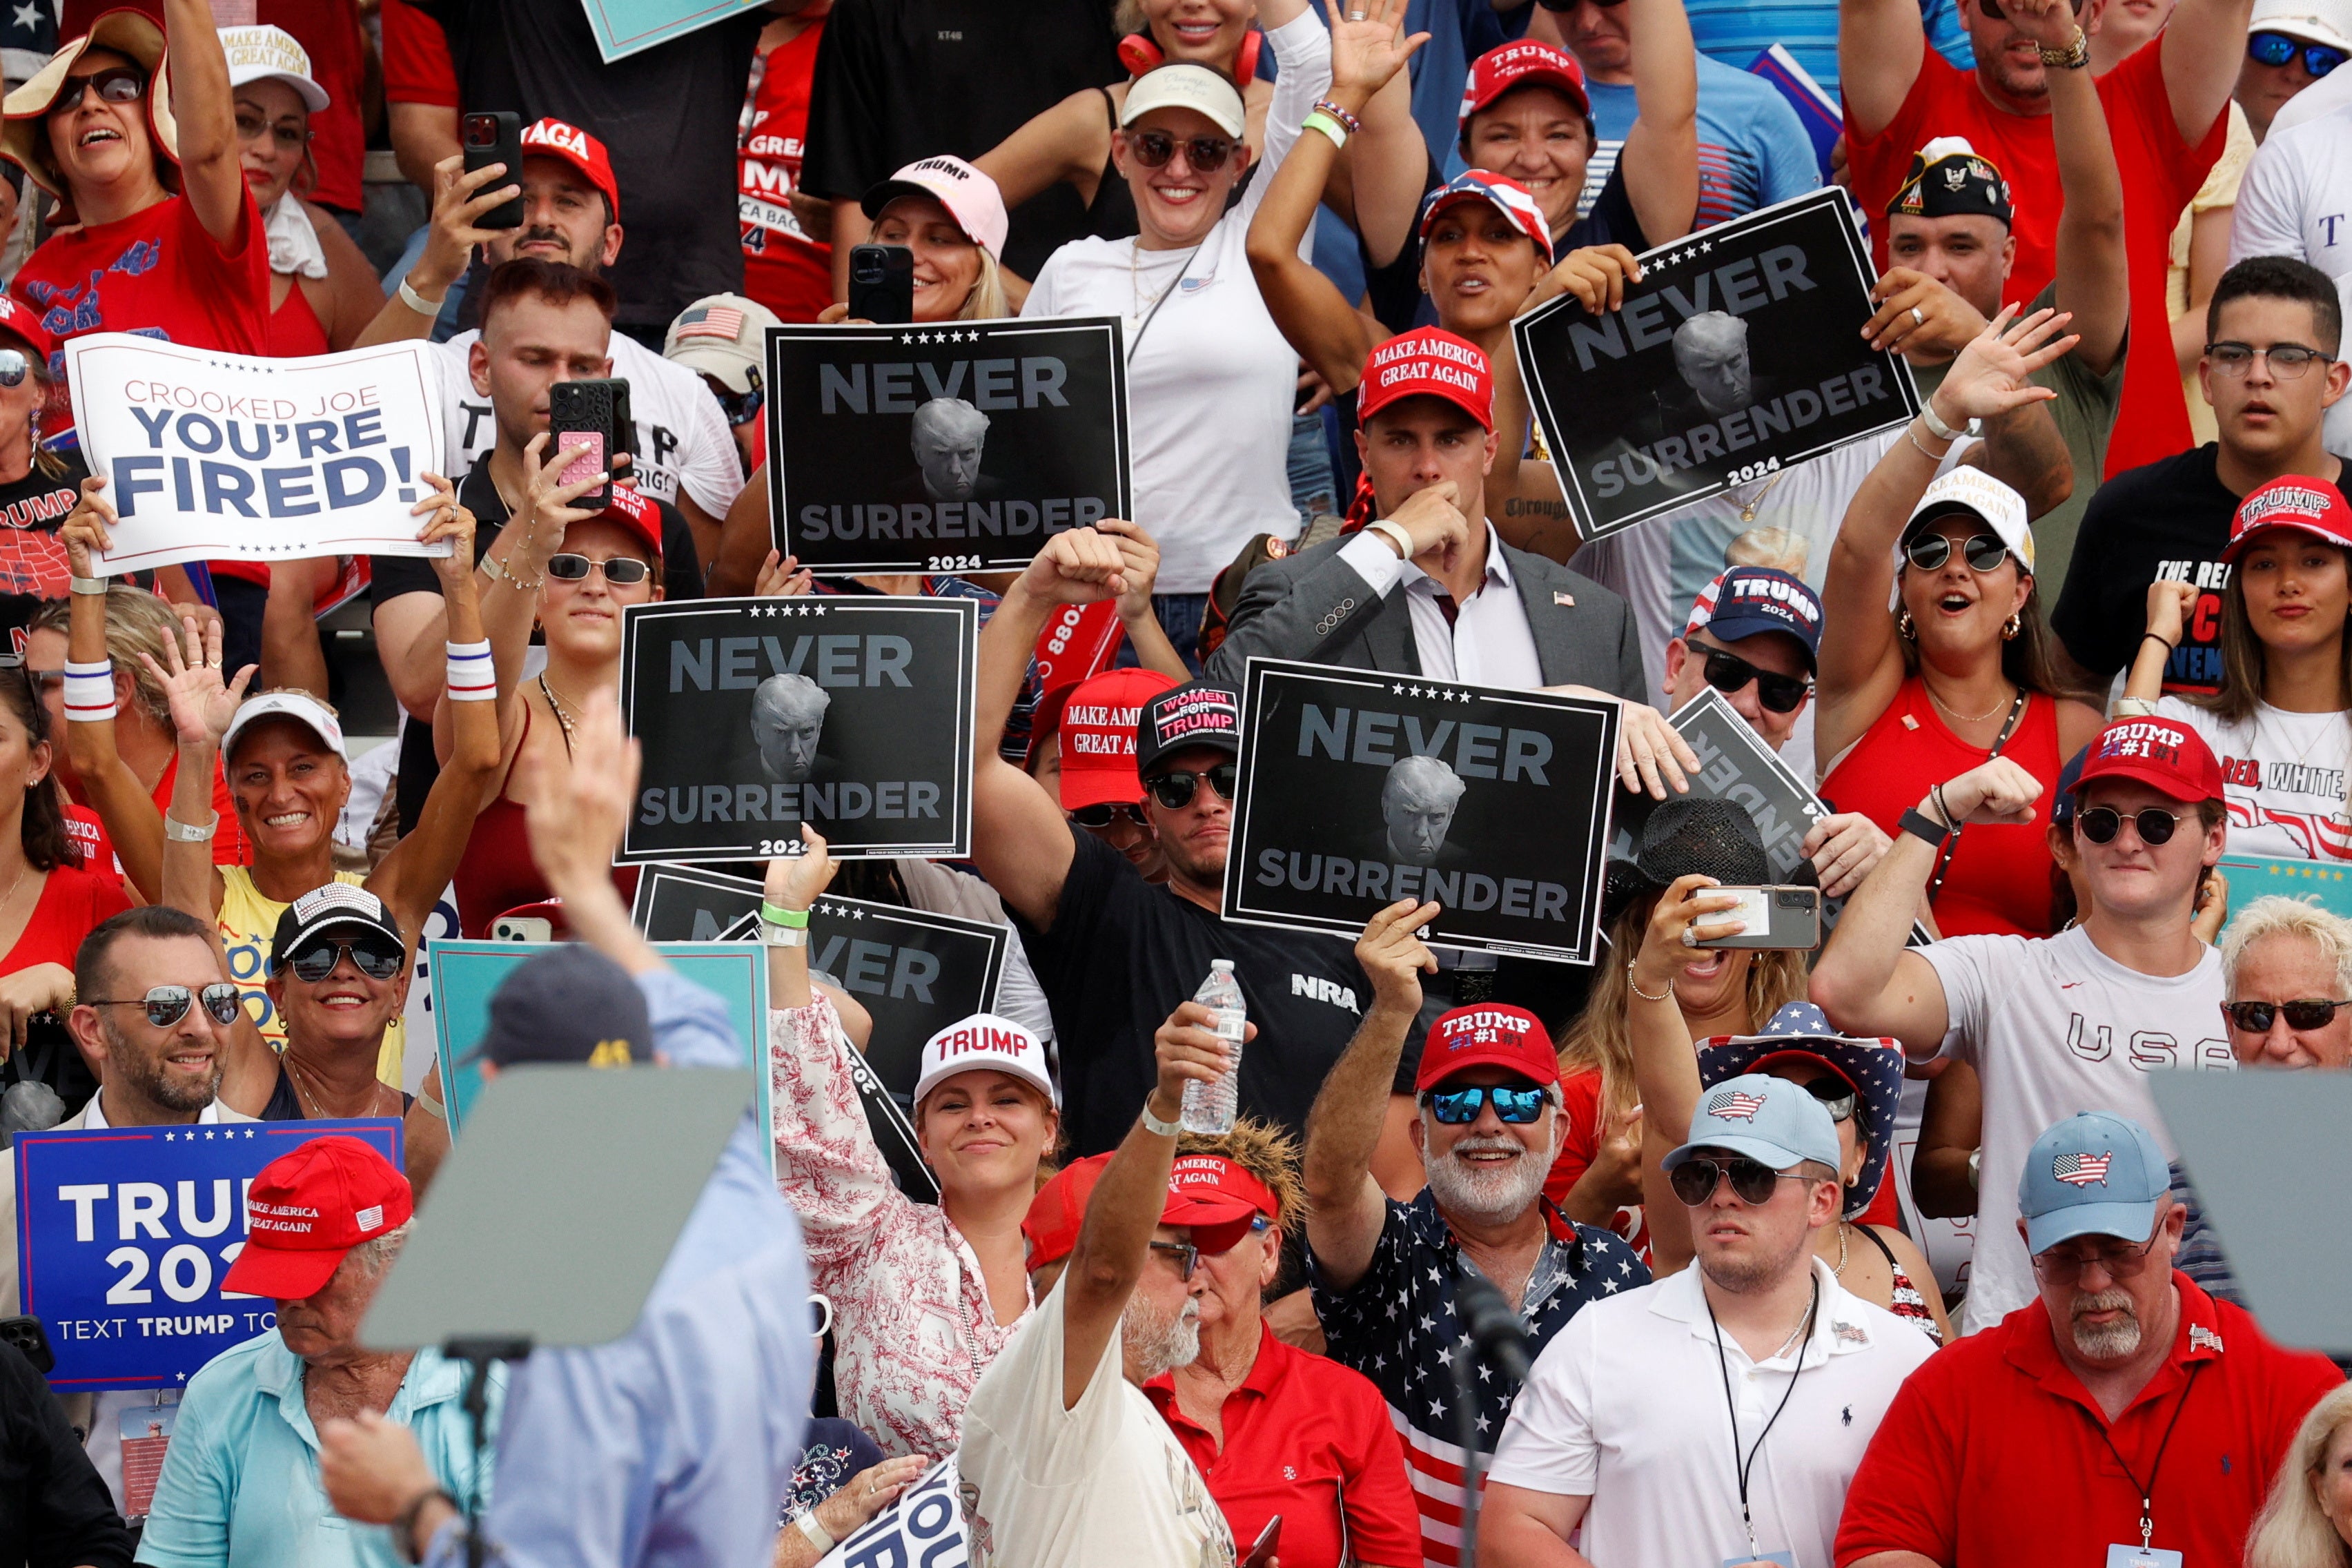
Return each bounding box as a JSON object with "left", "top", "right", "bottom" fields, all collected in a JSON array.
[
  {"left": 1898, "top": 609, "right": 1916, "bottom": 641},
  {"left": 2003, "top": 614, "right": 2021, "bottom": 641}
]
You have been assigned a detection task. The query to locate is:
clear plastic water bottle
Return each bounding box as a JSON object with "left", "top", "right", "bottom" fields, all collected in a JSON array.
[{"left": 1180, "top": 959, "right": 1247, "bottom": 1135}]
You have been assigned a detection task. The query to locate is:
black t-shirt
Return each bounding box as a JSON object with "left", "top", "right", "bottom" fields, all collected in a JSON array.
[
  {"left": 418, "top": 0, "right": 763, "bottom": 330},
  {"left": 0, "top": 451, "right": 89, "bottom": 652},
  {"left": 800, "top": 0, "right": 1125, "bottom": 282},
  {"left": 1362, "top": 159, "right": 1649, "bottom": 337},
  {"left": 377, "top": 464, "right": 703, "bottom": 832},
  {"left": 1016, "top": 827, "right": 1375, "bottom": 1156},
  {"left": 2050, "top": 443, "right": 2242, "bottom": 695}
]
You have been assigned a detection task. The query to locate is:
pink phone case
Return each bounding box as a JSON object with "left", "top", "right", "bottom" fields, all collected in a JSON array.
[{"left": 558, "top": 431, "right": 605, "bottom": 488}]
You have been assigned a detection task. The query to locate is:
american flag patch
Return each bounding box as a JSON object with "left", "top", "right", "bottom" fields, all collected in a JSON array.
[
  {"left": 675, "top": 306, "right": 745, "bottom": 342},
  {"left": 1707, "top": 1089, "right": 1766, "bottom": 1121},
  {"left": 2052, "top": 1151, "right": 2113, "bottom": 1186}
]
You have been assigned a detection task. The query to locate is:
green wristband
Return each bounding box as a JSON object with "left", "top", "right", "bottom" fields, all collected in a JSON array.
[{"left": 761, "top": 901, "right": 810, "bottom": 929}]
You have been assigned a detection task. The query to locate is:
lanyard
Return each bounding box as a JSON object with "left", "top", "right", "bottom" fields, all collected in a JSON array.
[
  {"left": 1706, "top": 1276, "right": 1819, "bottom": 1560},
  {"left": 2088, "top": 1363, "right": 2204, "bottom": 1550}
]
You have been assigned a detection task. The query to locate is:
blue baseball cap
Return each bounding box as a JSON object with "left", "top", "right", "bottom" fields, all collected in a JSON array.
[
  {"left": 1664, "top": 1071, "right": 1842, "bottom": 1175},
  {"left": 1685, "top": 567, "right": 1824, "bottom": 672},
  {"left": 2018, "top": 1111, "right": 2171, "bottom": 1255}
]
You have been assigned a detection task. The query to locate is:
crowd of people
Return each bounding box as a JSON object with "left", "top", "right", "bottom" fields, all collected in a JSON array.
[{"left": 0, "top": 0, "right": 2338, "bottom": 1564}]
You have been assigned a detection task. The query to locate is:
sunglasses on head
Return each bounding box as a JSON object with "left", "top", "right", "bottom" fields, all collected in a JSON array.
[
  {"left": 1142, "top": 763, "right": 1236, "bottom": 811},
  {"left": 545, "top": 553, "right": 651, "bottom": 585},
  {"left": 280, "top": 938, "right": 405, "bottom": 984},
  {"left": 1126, "top": 129, "right": 1237, "bottom": 173},
  {"left": 2248, "top": 28, "right": 2349, "bottom": 75},
  {"left": 1696, "top": 643, "right": 1812, "bottom": 714},
  {"left": 2221, "top": 997, "right": 2352, "bottom": 1032},
  {"left": 1903, "top": 531, "right": 2011, "bottom": 574},
  {"left": 1795, "top": 1074, "right": 1858, "bottom": 1123},
  {"left": 49, "top": 65, "right": 146, "bottom": 114},
  {"left": 1424, "top": 1083, "right": 1549, "bottom": 1124},
  {"left": 1669, "top": 1154, "right": 1812, "bottom": 1207},
  {"left": 87, "top": 982, "right": 242, "bottom": 1030},
  {"left": 1069, "top": 801, "right": 1148, "bottom": 829},
  {"left": 1148, "top": 1214, "right": 1273, "bottom": 1280},
  {"left": 2076, "top": 805, "right": 2185, "bottom": 846}
]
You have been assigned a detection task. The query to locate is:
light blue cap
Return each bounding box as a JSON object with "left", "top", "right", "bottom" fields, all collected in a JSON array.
[
  {"left": 1663, "top": 1071, "right": 1841, "bottom": 1175},
  {"left": 2017, "top": 1110, "right": 2171, "bottom": 1255}
]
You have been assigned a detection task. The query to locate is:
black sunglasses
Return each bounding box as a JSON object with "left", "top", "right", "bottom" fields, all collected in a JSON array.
[
  {"left": 2077, "top": 805, "right": 2185, "bottom": 846},
  {"left": 1070, "top": 801, "right": 1148, "bottom": 829},
  {"left": 1425, "top": 1083, "right": 1549, "bottom": 1124},
  {"left": 1669, "top": 1154, "right": 1812, "bottom": 1207},
  {"left": 1903, "top": 531, "right": 2011, "bottom": 574},
  {"left": 49, "top": 66, "right": 146, "bottom": 114},
  {"left": 0, "top": 350, "right": 29, "bottom": 389},
  {"left": 1697, "top": 643, "right": 1811, "bottom": 714},
  {"left": 87, "top": 982, "right": 242, "bottom": 1030},
  {"left": 545, "top": 553, "right": 651, "bottom": 585},
  {"left": 1143, "top": 764, "right": 1237, "bottom": 811},
  {"left": 281, "top": 938, "right": 405, "bottom": 984},
  {"left": 1126, "top": 129, "right": 1236, "bottom": 173},
  {"left": 2221, "top": 997, "right": 2352, "bottom": 1032},
  {"left": 714, "top": 384, "right": 764, "bottom": 427},
  {"left": 1796, "top": 1075, "right": 1857, "bottom": 1124},
  {"left": 2248, "top": 29, "right": 2348, "bottom": 75},
  {"left": 1148, "top": 1215, "right": 1273, "bottom": 1281}
]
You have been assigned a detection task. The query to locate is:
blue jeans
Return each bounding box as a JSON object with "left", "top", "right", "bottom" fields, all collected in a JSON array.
[
  {"left": 1287, "top": 409, "right": 1337, "bottom": 527},
  {"left": 1119, "top": 592, "right": 1208, "bottom": 676}
]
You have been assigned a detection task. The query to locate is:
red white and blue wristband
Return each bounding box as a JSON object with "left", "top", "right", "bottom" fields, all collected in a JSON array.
[
  {"left": 63, "top": 659, "right": 115, "bottom": 723},
  {"left": 446, "top": 640, "right": 496, "bottom": 703}
]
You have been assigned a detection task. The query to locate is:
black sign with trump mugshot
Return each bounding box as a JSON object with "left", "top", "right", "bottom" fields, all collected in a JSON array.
[
  {"left": 1513, "top": 188, "right": 1919, "bottom": 541},
  {"left": 1222, "top": 658, "right": 1619, "bottom": 963},
  {"left": 619, "top": 597, "right": 977, "bottom": 864},
  {"left": 765, "top": 317, "right": 1132, "bottom": 576}
]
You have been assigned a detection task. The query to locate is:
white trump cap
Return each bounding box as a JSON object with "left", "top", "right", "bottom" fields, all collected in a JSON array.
[{"left": 914, "top": 1012, "right": 1058, "bottom": 1108}]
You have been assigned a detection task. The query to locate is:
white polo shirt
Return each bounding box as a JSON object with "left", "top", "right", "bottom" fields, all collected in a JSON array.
[{"left": 1488, "top": 1257, "right": 1935, "bottom": 1568}]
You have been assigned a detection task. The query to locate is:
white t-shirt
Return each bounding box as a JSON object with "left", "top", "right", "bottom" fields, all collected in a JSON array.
[
  {"left": 1019, "top": 10, "right": 1329, "bottom": 595},
  {"left": 954, "top": 1279, "right": 1235, "bottom": 1568},
  {"left": 434, "top": 328, "right": 745, "bottom": 519},
  {"left": 1920, "top": 925, "right": 2233, "bottom": 1335},
  {"left": 2157, "top": 694, "right": 2352, "bottom": 860},
  {"left": 1571, "top": 427, "right": 1972, "bottom": 783},
  {"left": 1489, "top": 1257, "right": 1934, "bottom": 1568},
  {"left": 2231, "top": 102, "right": 2352, "bottom": 461}
]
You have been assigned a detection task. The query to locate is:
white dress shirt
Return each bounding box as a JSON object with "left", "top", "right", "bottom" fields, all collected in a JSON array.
[{"left": 1337, "top": 522, "right": 1545, "bottom": 689}]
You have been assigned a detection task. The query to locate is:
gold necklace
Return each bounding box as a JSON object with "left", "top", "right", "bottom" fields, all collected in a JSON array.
[
  {"left": 1734, "top": 469, "right": 1788, "bottom": 524},
  {"left": 538, "top": 672, "right": 579, "bottom": 757},
  {"left": 1924, "top": 680, "right": 2015, "bottom": 726}
]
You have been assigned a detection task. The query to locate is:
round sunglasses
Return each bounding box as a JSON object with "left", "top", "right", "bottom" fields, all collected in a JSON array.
[
  {"left": 2077, "top": 805, "right": 2185, "bottom": 846},
  {"left": 278, "top": 938, "right": 405, "bottom": 984},
  {"left": 87, "top": 982, "right": 242, "bottom": 1030},
  {"left": 1126, "top": 129, "right": 1236, "bottom": 173},
  {"left": 545, "top": 553, "right": 651, "bottom": 585},
  {"left": 1696, "top": 643, "right": 1811, "bottom": 714},
  {"left": 2220, "top": 997, "right": 2352, "bottom": 1032},
  {"left": 1669, "top": 1154, "right": 1814, "bottom": 1208},
  {"left": 1903, "top": 531, "right": 2011, "bottom": 574}
]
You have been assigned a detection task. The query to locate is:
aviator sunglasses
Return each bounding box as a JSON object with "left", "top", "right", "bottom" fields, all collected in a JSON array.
[
  {"left": 86, "top": 982, "right": 242, "bottom": 1029},
  {"left": 280, "top": 937, "right": 406, "bottom": 984},
  {"left": 1669, "top": 1154, "right": 1813, "bottom": 1207}
]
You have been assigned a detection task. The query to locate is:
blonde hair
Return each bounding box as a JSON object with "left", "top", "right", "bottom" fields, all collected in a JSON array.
[
  {"left": 2246, "top": 1383, "right": 2352, "bottom": 1568},
  {"left": 1557, "top": 899, "right": 1809, "bottom": 1117},
  {"left": 1176, "top": 1118, "right": 1306, "bottom": 1238},
  {"left": 28, "top": 586, "right": 179, "bottom": 731},
  {"left": 2222, "top": 896, "right": 2352, "bottom": 1000},
  {"left": 961, "top": 249, "right": 1010, "bottom": 322}
]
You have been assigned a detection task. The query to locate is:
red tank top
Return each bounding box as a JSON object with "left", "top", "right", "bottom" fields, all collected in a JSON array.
[
  {"left": 453, "top": 704, "right": 638, "bottom": 937},
  {"left": 266, "top": 275, "right": 331, "bottom": 358},
  {"left": 1819, "top": 675, "right": 2061, "bottom": 938}
]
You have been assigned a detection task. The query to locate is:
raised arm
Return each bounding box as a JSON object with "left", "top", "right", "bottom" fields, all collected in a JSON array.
[
  {"left": 356, "top": 153, "right": 516, "bottom": 349},
  {"left": 1839, "top": 0, "right": 1929, "bottom": 141},
  {"left": 258, "top": 558, "right": 333, "bottom": 698},
  {"left": 1616, "top": 0, "right": 1701, "bottom": 246},
  {"left": 2021, "top": 0, "right": 2127, "bottom": 375},
  {"left": 462, "top": 434, "right": 608, "bottom": 769},
  {"left": 1621, "top": 874, "right": 1747, "bottom": 1277},
  {"left": 57, "top": 486, "right": 166, "bottom": 900},
  {"left": 1237, "top": 0, "right": 1335, "bottom": 229},
  {"left": 971, "top": 526, "right": 1152, "bottom": 928},
  {"left": 1301, "top": 899, "right": 1436, "bottom": 1292},
  {"left": 144, "top": 620, "right": 253, "bottom": 924},
  {"left": 2123, "top": 580, "right": 2197, "bottom": 703},
  {"left": 163, "top": 0, "right": 246, "bottom": 248},
  {"left": 2159, "top": 0, "right": 2257, "bottom": 146},
  {"left": 1061, "top": 1004, "right": 1235, "bottom": 1407}
]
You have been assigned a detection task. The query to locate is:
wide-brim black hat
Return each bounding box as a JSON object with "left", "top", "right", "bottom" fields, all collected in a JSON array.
[{"left": 1601, "top": 795, "right": 1772, "bottom": 930}]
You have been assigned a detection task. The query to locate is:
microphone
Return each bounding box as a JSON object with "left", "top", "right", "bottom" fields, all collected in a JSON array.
[{"left": 1455, "top": 1268, "right": 1533, "bottom": 1384}]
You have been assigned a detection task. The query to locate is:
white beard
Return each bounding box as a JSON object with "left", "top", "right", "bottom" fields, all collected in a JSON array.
[
  {"left": 1123, "top": 1293, "right": 1202, "bottom": 1380},
  {"left": 1426, "top": 1133, "right": 1551, "bottom": 1226}
]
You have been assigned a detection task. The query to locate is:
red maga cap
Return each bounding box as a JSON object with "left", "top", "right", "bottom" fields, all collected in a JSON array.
[
  {"left": 0, "top": 296, "right": 54, "bottom": 364},
  {"left": 1358, "top": 327, "right": 1495, "bottom": 432},
  {"left": 2072, "top": 717, "right": 2226, "bottom": 805},
  {"left": 1164, "top": 1153, "right": 1278, "bottom": 1253},
  {"left": 521, "top": 117, "right": 620, "bottom": 222},
  {"left": 1458, "top": 39, "right": 1590, "bottom": 132},
  {"left": 1415, "top": 1003, "right": 1559, "bottom": 1092},
  {"left": 1056, "top": 667, "right": 1180, "bottom": 810},
  {"left": 221, "top": 1135, "right": 413, "bottom": 1302},
  {"left": 1023, "top": 1152, "right": 1113, "bottom": 1272},
  {"left": 2223, "top": 474, "right": 2352, "bottom": 562},
  {"left": 595, "top": 482, "right": 664, "bottom": 558}
]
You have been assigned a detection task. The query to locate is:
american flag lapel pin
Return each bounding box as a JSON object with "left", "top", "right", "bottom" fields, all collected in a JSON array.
[{"left": 1553, "top": 591, "right": 1575, "bottom": 608}]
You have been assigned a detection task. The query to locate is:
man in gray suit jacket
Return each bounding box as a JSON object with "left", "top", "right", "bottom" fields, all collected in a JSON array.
[{"left": 1208, "top": 327, "right": 1694, "bottom": 798}]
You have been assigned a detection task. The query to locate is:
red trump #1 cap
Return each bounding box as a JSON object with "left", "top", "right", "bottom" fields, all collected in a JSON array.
[
  {"left": 1415, "top": 1003, "right": 1560, "bottom": 1092},
  {"left": 1358, "top": 327, "right": 1495, "bottom": 432},
  {"left": 1057, "top": 667, "right": 1179, "bottom": 810},
  {"left": 222, "top": 1135, "right": 412, "bottom": 1301},
  {"left": 2222, "top": 475, "right": 2352, "bottom": 562},
  {"left": 2071, "top": 716, "right": 2226, "bottom": 805}
]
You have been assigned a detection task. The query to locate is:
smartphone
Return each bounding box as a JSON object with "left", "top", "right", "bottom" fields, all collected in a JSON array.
[
  {"left": 848, "top": 244, "right": 914, "bottom": 324},
  {"left": 1243, "top": 1516, "right": 1282, "bottom": 1568},
  {"left": 549, "top": 378, "right": 626, "bottom": 511},
  {"left": 609, "top": 379, "right": 635, "bottom": 485},
  {"left": 460, "top": 111, "right": 525, "bottom": 230},
  {"left": 1693, "top": 885, "right": 1822, "bottom": 951},
  {"left": 0, "top": 1315, "right": 53, "bottom": 1375},
  {"left": 491, "top": 914, "right": 553, "bottom": 943}
]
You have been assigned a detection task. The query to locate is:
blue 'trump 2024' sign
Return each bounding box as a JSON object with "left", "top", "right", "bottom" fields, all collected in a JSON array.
[{"left": 15, "top": 1119, "right": 402, "bottom": 1392}]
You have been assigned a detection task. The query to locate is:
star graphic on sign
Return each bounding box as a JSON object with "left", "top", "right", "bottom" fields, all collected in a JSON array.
[
  {"left": 1701, "top": 239, "right": 1714, "bottom": 253},
  {"left": 202, "top": 1129, "right": 213, "bottom": 1139},
  {"left": 175, "top": 1371, "right": 186, "bottom": 1382},
  {"left": 1391, "top": 683, "right": 1407, "bottom": 695},
  {"left": 244, "top": 1129, "right": 256, "bottom": 1138}
]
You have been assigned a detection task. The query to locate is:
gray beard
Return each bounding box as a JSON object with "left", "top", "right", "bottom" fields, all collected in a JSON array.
[
  {"left": 2070, "top": 1288, "right": 2144, "bottom": 1360},
  {"left": 1425, "top": 1134, "right": 1551, "bottom": 1227},
  {"left": 1123, "top": 1293, "right": 1201, "bottom": 1380}
]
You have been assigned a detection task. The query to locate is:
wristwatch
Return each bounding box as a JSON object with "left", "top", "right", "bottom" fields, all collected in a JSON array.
[{"left": 2039, "top": 26, "right": 2090, "bottom": 68}]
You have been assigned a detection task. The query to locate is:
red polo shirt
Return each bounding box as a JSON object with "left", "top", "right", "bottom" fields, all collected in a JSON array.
[
  {"left": 1834, "top": 1271, "right": 2341, "bottom": 1567},
  {"left": 1144, "top": 1322, "right": 1422, "bottom": 1568}
]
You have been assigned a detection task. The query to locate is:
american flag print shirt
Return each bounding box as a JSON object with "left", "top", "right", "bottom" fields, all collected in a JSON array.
[{"left": 1309, "top": 1190, "right": 1649, "bottom": 1567}]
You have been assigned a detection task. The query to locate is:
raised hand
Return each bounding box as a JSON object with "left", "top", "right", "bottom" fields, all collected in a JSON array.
[
  {"left": 1097, "top": 518, "right": 1164, "bottom": 624},
  {"left": 1015, "top": 524, "right": 1130, "bottom": 607},
  {"left": 137, "top": 612, "right": 254, "bottom": 748},
  {"left": 1934, "top": 756, "right": 2044, "bottom": 827},
  {"left": 1861, "top": 267, "right": 1989, "bottom": 359},
  {"left": 58, "top": 476, "right": 115, "bottom": 579},
  {"left": 1545, "top": 244, "right": 1644, "bottom": 315},
  {"left": 521, "top": 688, "right": 636, "bottom": 897},
  {"left": 764, "top": 823, "right": 837, "bottom": 912},
  {"left": 411, "top": 152, "right": 521, "bottom": 297},
  {"left": 1356, "top": 896, "right": 1440, "bottom": 1016},
  {"left": 2143, "top": 578, "right": 2197, "bottom": 649},
  {"left": 1325, "top": 0, "right": 1430, "bottom": 108},
  {"left": 1632, "top": 872, "right": 1746, "bottom": 997},
  {"left": 1931, "top": 305, "right": 2077, "bottom": 427},
  {"left": 754, "top": 549, "right": 815, "bottom": 598},
  {"left": 1151, "top": 1000, "right": 1251, "bottom": 1119},
  {"left": 411, "top": 472, "right": 477, "bottom": 589},
  {"left": 516, "top": 429, "right": 612, "bottom": 573}
]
